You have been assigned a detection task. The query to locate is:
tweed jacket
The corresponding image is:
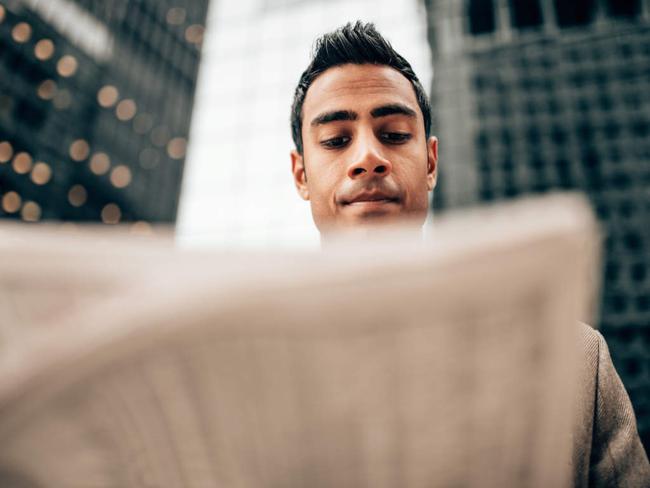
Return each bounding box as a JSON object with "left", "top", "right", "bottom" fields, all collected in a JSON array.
[{"left": 573, "top": 324, "right": 650, "bottom": 487}]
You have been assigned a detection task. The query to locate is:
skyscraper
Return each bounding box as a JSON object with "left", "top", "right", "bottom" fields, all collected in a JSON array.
[
  {"left": 426, "top": 0, "right": 650, "bottom": 449},
  {"left": 0, "top": 0, "right": 209, "bottom": 225}
]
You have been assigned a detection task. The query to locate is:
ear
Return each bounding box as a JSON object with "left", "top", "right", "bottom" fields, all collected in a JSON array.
[
  {"left": 426, "top": 136, "right": 438, "bottom": 192},
  {"left": 291, "top": 150, "right": 310, "bottom": 200}
]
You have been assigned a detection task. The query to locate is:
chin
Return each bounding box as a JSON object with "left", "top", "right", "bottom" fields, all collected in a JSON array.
[
  {"left": 353, "top": 206, "right": 427, "bottom": 226},
  {"left": 314, "top": 205, "right": 428, "bottom": 235},
  {"left": 320, "top": 212, "right": 424, "bottom": 237},
  {"left": 352, "top": 210, "right": 398, "bottom": 222}
]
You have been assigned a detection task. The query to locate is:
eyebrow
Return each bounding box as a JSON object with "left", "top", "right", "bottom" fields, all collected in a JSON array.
[
  {"left": 310, "top": 110, "right": 358, "bottom": 126},
  {"left": 370, "top": 103, "right": 417, "bottom": 119},
  {"left": 310, "top": 104, "right": 417, "bottom": 127}
]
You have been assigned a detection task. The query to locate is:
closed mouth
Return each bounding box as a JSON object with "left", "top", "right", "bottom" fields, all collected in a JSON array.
[
  {"left": 347, "top": 197, "right": 398, "bottom": 205},
  {"left": 342, "top": 192, "right": 400, "bottom": 205}
]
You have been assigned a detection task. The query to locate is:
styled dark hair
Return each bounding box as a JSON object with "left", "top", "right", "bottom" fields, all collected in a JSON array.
[{"left": 290, "top": 21, "right": 432, "bottom": 154}]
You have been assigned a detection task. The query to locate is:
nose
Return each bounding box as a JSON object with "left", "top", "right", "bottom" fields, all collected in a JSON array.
[{"left": 346, "top": 138, "right": 392, "bottom": 180}]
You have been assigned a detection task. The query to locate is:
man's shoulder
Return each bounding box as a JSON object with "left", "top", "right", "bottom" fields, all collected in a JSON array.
[
  {"left": 574, "top": 323, "right": 604, "bottom": 399},
  {"left": 577, "top": 322, "right": 604, "bottom": 362},
  {"left": 572, "top": 322, "right": 650, "bottom": 487}
]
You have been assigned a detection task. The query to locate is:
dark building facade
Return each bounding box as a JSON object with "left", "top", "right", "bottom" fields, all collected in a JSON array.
[
  {"left": 0, "top": 0, "right": 209, "bottom": 225},
  {"left": 425, "top": 0, "right": 650, "bottom": 449}
]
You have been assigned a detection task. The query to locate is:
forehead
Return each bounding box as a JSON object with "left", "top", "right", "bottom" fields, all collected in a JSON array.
[{"left": 302, "top": 64, "right": 420, "bottom": 120}]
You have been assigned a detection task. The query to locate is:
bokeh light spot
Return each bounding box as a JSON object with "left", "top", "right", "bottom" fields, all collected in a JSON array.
[
  {"left": 97, "top": 85, "right": 119, "bottom": 108},
  {"left": 167, "top": 137, "right": 187, "bottom": 159},
  {"left": 34, "top": 39, "right": 55, "bottom": 60},
  {"left": 12, "top": 22, "right": 32, "bottom": 43},
  {"left": 166, "top": 7, "right": 186, "bottom": 25},
  {"left": 37, "top": 79, "right": 57, "bottom": 100},
  {"left": 21, "top": 201, "right": 41, "bottom": 222},
  {"left": 110, "top": 165, "right": 132, "bottom": 188},
  {"left": 185, "top": 24, "right": 205, "bottom": 45},
  {"left": 57, "top": 55, "right": 78, "bottom": 77},
  {"left": 12, "top": 152, "right": 33, "bottom": 174},
  {"left": 2, "top": 191, "right": 21, "bottom": 213},
  {"left": 30, "top": 162, "right": 52, "bottom": 185},
  {"left": 101, "top": 203, "right": 121, "bottom": 224},
  {"left": 116, "top": 99, "right": 137, "bottom": 121},
  {"left": 0, "top": 141, "right": 13, "bottom": 163},
  {"left": 69, "top": 139, "right": 90, "bottom": 161},
  {"left": 67, "top": 184, "right": 87, "bottom": 207},
  {"left": 89, "top": 152, "right": 111, "bottom": 175}
]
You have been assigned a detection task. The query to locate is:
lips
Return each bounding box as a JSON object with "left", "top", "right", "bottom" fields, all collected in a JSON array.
[{"left": 343, "top": 190, "right": 399, "bottom": 205}]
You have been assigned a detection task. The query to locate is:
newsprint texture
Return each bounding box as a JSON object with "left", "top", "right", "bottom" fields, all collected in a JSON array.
[{"left": 0, "top": 194, "right": 598, "bottom": 487}]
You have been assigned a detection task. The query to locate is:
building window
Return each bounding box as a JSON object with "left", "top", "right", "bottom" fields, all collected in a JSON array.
[
  {"left": 510, "top": 0, "right": 543, "bottom": 28},
  {"left": 468, "top": 0, "right": 496, "bottom": 35},
  {"left": 606, "top": 0, "right": 640, "bottom": 18},
  {"left": 553, "top": 0, "right": 597, "bottom": 27}
]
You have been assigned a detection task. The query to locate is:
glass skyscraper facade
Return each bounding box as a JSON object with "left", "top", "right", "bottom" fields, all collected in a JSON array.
[
  {"left": 425, "top": 0, "right": 650, "bottom": 449},
  {"left": 0, "top": 0, "right": 209, "bottom": 226}
]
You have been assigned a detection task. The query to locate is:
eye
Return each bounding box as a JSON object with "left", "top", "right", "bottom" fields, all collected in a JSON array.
[
  {"left": 380, "top": 132, "right": 412, "bottom": 144},
  {"left": 320, "top": 136, "right": 350, "bottom": 149}
]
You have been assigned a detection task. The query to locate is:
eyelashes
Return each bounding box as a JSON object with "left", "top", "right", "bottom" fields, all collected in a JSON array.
[
  {"left": 319, "top": 133, "right": 412, "bottom": 150},
  {"left": 380, "top": 132, "right": 412, "bottom": 143},
  {"left": 320, "top": 136, "right": 351, "bottom": 149}
]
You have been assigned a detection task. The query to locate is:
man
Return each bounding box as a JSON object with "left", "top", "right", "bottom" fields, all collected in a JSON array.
[
  {"left": 289, "top": 21, "right": 649, "bottom": 486},
  {"left": 289, "top": 22, "right": 436, "bottom": 239}
]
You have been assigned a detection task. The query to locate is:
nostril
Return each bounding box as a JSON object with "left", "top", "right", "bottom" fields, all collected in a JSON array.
[
  {"left": 352, "top": 167, "right": 365, "bottom": 176},
  {"left": 375, "top": 165, "right": 387, "bottom": 174}
]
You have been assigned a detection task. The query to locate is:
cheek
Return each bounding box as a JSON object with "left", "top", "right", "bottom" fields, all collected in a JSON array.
[
  {"left": 306, "top": 158, "right": 342, "bottom": 205},
  {"left": 396, "top": 151, "right": 431, "bottom": 207},
  {"left": 395, "top": 146, "right": 429, "bottom": 181}
]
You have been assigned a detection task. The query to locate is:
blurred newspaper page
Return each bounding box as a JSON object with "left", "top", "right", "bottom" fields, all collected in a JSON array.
[
  {"left": 0, "top": 225, "right": 175, "bottom": 342},
  {"left": 0, "top": 194, "right": 598, "bottom": 487}
]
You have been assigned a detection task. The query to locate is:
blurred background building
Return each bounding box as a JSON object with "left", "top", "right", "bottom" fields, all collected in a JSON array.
[
  {"left": 0, "top": 0, "right": 208, "bottom": 226},
  {"left": 0, "top": 0, "right": 648, "bottom": 453},
  {"left": 424, "top": 0, "right": 650, "bottom": 449}
]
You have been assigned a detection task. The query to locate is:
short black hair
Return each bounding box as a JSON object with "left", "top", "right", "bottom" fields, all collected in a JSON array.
[{"left": 290, "top": 21, "right": 432, "bottom": 155}]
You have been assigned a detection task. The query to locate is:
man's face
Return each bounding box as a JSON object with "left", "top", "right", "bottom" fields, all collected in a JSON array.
[{"left": 291, "top": 63, "right": 437, "bottom": 235}]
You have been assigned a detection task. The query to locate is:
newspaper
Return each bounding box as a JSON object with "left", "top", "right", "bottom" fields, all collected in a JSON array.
[{"left": 0, "top": 194, "right": 599, "bottom": 487}]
